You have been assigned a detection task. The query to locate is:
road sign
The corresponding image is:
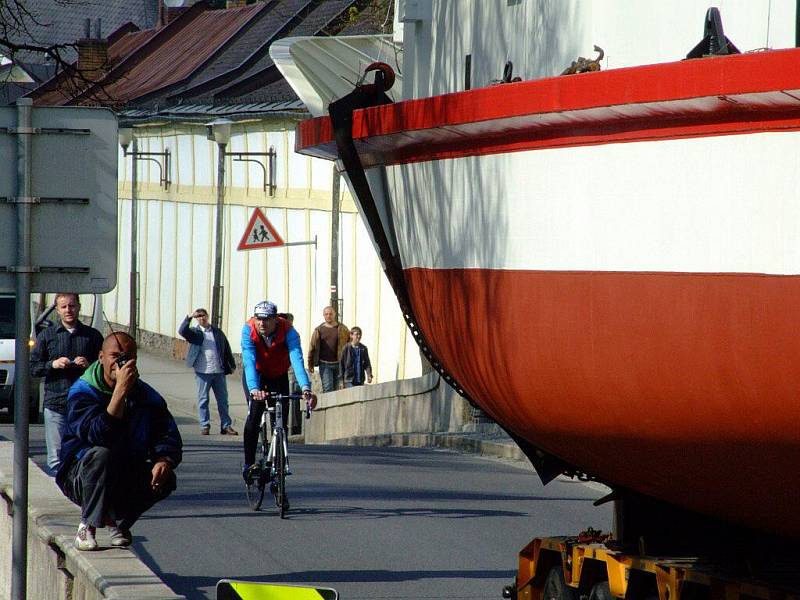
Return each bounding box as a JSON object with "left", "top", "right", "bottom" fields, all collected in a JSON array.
[
  {"left": 0, "top": 105, "right": 118, "bottom": 293},
  {"left": 238, "top": 207, "right": 285, "bottom": 250},
  {"left": 217, "top": 580, "right": 338, "bottom": 599}
]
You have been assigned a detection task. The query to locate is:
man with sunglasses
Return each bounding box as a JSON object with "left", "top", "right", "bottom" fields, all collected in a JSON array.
[{"left": 240, "top": 301, "right": 316, "bottom": 480}]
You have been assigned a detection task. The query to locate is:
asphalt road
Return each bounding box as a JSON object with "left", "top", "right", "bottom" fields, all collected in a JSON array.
[{"left": 5, "top": 419, "right": 612, "bottom": 600}]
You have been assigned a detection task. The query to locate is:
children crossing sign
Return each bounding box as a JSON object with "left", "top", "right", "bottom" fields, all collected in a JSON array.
[{"left": 238, "top": 207, "right": 284, "bottom": 250}]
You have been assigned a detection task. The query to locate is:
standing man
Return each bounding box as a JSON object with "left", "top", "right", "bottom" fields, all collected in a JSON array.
[
  {"left": 307, "top": 306, "right": 350, "bottom": 393},
  {"left": 241, "top": 301, "right": 315, "bottom": 478},
  {"left": 56, "top": 332, "right": 182, "bottom": 550},
  {"left": 31, "top": 293, "right": 103, "bottom": 474},
  {"left": 178, "top": 308, "right": 237, "bottom": 435}
]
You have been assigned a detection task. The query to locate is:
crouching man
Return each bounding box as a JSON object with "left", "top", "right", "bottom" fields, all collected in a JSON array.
[{"left": 56, "top": 332, "right": 183, "bottom": 550}]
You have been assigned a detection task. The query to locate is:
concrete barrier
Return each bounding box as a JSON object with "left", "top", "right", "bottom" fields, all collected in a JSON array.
[
  {"left": 0, "top": 442, "right": 184, "bottom": 600},
  {"left": 305, "top": 372, "right": 470, "bottom": 443}
]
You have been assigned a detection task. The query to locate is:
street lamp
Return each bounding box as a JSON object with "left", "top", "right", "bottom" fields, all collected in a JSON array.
[
  {"left": 118, "top": 127, "right": 171, "bottom": 340},
  {"left": 206, "top": 118, "right": 277, "bottom": 328}
]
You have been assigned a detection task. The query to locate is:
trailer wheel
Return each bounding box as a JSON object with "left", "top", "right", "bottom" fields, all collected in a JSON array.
[
  {"left": 543, "top": 567, "right": 577, "bottom": 600},
  {"left": 589, "top": 582, "right": 613, "bottom": 600}
]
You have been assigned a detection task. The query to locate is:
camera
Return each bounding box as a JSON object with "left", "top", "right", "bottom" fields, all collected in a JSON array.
[{"left": 115, "top": 354, "right": 129, "bottom": 368}]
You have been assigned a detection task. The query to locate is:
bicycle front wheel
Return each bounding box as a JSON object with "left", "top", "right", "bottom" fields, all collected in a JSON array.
[
  {"left": 245, "top": 421, "right": 270, "bottom": 511},
  {"left": 274, "top": 433, "right": 288, "bottom": 518},
  {"left": 245, "top": 466, "right": 266, "bottom": 511}
]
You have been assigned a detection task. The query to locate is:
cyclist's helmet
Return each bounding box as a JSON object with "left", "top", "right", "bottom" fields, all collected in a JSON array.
[{"left": 253, "top": 300, "right": 277, "bottom": 318}]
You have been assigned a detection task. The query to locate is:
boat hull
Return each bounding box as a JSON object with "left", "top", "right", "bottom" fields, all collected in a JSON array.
[
  {"left": 293, "top": 48, "right": 800, "bottom": 537},
  {"left": 405, "top": 267, "right": 800, "bottom": 536}
]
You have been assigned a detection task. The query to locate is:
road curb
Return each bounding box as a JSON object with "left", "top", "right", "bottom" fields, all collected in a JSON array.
[{"left": 319, "top": 432, "right": 529, "bottom": 464}]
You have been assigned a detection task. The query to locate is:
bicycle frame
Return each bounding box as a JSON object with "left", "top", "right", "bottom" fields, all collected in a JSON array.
[{"left": 264, "top": 400, "right": 290, "bottom": 475}]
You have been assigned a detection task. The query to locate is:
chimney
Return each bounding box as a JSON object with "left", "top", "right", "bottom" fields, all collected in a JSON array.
[
  {"left": 165, "top": 7, "right": 190, "bottom": 23},
  {"left": 77, "top": 18, "right": 108, "bottom": 81},
  {"left": 226, "top": 0, "right": 247, "bottom": 8}
]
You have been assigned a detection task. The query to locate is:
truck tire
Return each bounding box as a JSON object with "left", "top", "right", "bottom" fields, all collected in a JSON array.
[
  {"left": 543, "top": 567, "right": 577, "bottom": 600},
  {"left": 589, "top": 582, "right": 613, "bottom": 600}
]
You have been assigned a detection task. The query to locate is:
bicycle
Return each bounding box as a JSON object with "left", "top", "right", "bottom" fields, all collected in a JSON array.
[{"left": 244, "top": 392, "right": 311, "bottom": 517}]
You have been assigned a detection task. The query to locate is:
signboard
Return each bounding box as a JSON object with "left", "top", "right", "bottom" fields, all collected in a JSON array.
[
  {"left": 217, "top": 580, "right": 338, "bottom": 600},
  {"left": 238, "top": 207, "right": 285, "bottom": 250},
  {"left": 0, "top": 105, "right": 118, "bottom": 293}
]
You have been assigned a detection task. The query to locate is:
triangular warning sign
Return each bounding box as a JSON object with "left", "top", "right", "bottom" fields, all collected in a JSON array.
[{"left": 238, "top": 208, "right": 284, "bottom": 251}]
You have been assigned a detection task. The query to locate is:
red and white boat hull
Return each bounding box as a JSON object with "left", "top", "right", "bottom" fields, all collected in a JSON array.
[{"left": 294, "top": 48, "right": 800, "bottom": 537}]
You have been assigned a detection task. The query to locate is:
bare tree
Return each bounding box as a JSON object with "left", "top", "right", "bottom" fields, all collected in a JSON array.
[{"left": 0, "top": 0, "right": 86, "bottom": 74}]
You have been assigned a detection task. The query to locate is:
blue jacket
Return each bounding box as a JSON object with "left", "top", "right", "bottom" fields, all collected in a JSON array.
[
  {"left": 55, "top": 374, "right": 183, "bottom": 487},
  {"left": 178, "top": 316, "right": 236, "bottom": 375},
  {"left": 241, "top": 320, "right": 310, "bottom": 392}
]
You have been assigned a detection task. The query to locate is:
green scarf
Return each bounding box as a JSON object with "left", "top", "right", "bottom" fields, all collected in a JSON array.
[{"left": 80, "top": 360, "right": 114, "bottom": 396}]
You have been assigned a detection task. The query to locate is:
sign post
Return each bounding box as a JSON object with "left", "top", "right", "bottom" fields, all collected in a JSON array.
[{"left": 0, "top": 100, "right": 118, "bottom": 600}]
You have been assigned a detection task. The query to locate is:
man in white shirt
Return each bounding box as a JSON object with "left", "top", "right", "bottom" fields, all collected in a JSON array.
[{"left": 178, "top": 308, "right": 237, "bottom": 435}]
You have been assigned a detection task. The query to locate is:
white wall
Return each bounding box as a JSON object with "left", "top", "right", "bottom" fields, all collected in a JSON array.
[{"left": 112, "top": 121, "right": 422, "bottom": 383}]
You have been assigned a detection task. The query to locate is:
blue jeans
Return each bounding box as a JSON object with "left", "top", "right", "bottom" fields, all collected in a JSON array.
[
  {"left": 44, "top": 407, "right": 67, "bottom": 474},
  {"left": 318, "top": 362, "right": 340, "bottom": 393},
  {"left": 195, "top": 372, "right": 231, "bottom": 430}
]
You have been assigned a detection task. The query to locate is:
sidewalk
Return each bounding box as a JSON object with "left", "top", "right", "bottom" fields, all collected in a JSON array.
[
  {"left": 134, "top": 350, "right": 531, "bottom": 466},
  {"left": 136, "top": 350, "right": 249, "bottom": 432}
]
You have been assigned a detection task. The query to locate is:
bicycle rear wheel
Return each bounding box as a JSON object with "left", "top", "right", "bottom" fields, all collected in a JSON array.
[{"left": 274, "top": 432, "right": 288, "bottom": 518}]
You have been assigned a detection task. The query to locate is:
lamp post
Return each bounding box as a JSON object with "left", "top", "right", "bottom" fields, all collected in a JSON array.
[
  {"left": 118, "top": 127, "right": 170, "bottom": 340},
  {"left": 207, "top": 119, "right": 277, "bottom": 328}
]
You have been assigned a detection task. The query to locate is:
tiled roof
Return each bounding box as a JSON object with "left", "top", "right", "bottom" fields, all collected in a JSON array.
[
  {"left": 138, "top": 0, "right": 313, "bottom": 105},
  {"left": 23, "top": 0, "right": 392, "bottom": 116},
  {"left": 2, "top": 0, "right": 159, "bottom": 63},
  {"left": 0, "top": 82, "right": 37, "bottom": 105},
  {"left": 32, "top": 3, "right": 265, "bottom": 106},
  {"left": 209, "top": 0, "right": 356, "bottom": 101}
]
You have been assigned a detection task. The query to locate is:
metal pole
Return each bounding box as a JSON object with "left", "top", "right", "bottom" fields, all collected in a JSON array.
[
  {"left": 12, "top": 97, "right": 33, "bottom": 600},
  {"left": 129, "top": 137, "right": 138, "bottom": 340},
  {"left": 330, "top": 165, "right": 340, "bottom": 311},
  {"left": 211, "top": 142, "right": 226, "bottom": 328}
]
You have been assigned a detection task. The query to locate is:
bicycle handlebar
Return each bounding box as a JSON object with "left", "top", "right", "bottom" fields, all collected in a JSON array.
[{"left": 250, "top": 390, "right": 313, "bottom": 419}]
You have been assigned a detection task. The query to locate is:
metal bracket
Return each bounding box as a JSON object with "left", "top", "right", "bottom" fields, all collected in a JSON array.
[
  {"left": 0, "top": 127, "right": 91, "bottom": 136},
  {"left": 227, "top": 147, "right": 277, "bottom": 195},
  {"left": 0, "top": 197, "right": 90, "bottom": 205},
  {"left": 0, "top": 266, "right": 90, "bottom": 274},
  {"left": 124, "top": 148, "right": 171, "bottom": 189}
]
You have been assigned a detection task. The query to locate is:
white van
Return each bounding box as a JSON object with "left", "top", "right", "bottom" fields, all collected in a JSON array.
[{"left": 0, "top": 294, "right": 41, "bottom": 422}]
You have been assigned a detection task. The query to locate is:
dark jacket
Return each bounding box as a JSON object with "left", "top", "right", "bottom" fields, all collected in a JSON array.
[
  {"left": 178, "top": 316, "right": 236, "bottom": 375},
  {"left": 56, "top": 366, "right": 183, "bottom": 487},
  {"left": 30, "top": 320, "right": 103, "bottom": 413},
  {"left": 339, "top": 342, "right": 372, "bottom": 386}
]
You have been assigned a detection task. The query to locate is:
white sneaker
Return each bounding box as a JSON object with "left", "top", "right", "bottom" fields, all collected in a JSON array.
[
  {"left": 105, "top": 517, "right": 132, "bottom": 547},
  {"left": 74, "top": 523, "right": 97, "bottom": 551}
]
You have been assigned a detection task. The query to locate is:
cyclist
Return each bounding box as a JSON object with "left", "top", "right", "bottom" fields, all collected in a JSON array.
[{"left": 241, "top": 300, "right": 315, "bottom": 480}]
